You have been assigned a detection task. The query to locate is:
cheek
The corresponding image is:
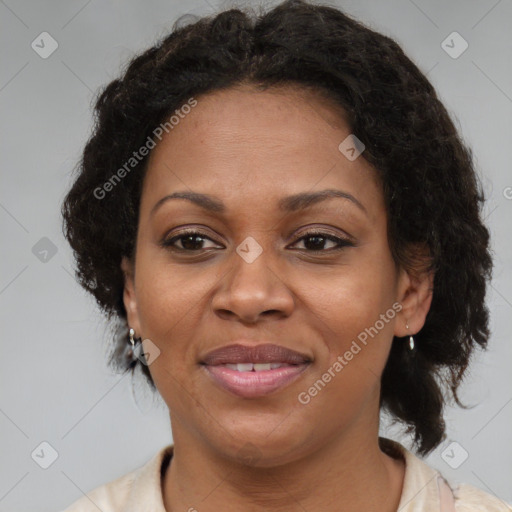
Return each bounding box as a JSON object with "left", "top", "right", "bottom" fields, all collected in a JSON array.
[
  {"left": 296, "top": 283, "right": 395, "bottom": 431},
  {"left": 132, "top": 262, "right": 203, "bottom": 410},
  {"left": 295, "top": 257, "right": 397, "bottom": 340},
  {"left": 134, "top": 251, "right": 213, "bottom": 337},
  {"left": 292, "top": 252, "right": 398, "bottom": 398}
]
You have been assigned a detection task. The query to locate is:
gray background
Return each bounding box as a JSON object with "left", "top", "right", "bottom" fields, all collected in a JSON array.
[{"left": 0, "top": 0, "right": 511, "bottom": 510}]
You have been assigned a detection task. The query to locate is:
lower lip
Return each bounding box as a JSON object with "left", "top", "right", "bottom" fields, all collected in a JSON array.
[{"left": 203, "top": 364, "right": 310, "bottom": 398}]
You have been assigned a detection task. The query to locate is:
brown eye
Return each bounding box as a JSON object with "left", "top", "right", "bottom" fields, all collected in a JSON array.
[
  {"left": 290, "top": 231, "right": 354, "bottom": 252},
  {"left": 161, "top": 230, "right": 221, "bottom": 252}
]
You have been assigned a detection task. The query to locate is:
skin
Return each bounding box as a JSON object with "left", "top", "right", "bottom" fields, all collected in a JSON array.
[{"left": 121, "top": 84, "right": 434, "bottom": 511}]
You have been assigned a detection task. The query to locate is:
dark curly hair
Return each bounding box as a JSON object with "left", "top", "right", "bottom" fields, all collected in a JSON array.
[{"left": 61, "top": 0, "right": 493, "bottom": 456}]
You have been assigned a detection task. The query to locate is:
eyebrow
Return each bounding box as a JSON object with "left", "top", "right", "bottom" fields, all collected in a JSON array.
[{"left": 150, "top": 188, "right": 367, "bottom": 217}]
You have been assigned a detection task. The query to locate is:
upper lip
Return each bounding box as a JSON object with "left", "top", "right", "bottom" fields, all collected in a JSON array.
[{"left": 201, "top": 343, "right": 312, "bottom": 365}]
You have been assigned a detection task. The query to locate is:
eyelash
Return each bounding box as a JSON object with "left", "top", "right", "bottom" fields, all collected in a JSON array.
[{"left": 160, "top": 229, "right": 354, "bottom": 254}]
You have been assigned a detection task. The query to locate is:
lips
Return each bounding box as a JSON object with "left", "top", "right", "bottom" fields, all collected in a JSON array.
[
  {"left": 201, "top": 343, "right": 311, "bottom": 366},
  {"left": 201, "top": 343, "right": 312, "bottom": 398}
]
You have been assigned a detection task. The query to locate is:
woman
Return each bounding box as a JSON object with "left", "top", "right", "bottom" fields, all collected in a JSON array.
[{"left": 60, "top": 0, "right": 510, "bottom": 510}]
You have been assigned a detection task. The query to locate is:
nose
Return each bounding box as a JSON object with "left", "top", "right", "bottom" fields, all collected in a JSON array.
[{"left": 211, "top": 249, "right": 295, "bottom": 325}]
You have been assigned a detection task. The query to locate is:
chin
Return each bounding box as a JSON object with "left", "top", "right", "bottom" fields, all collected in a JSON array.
[{"left": 206, "top": 413, "right": 312, "bottom": 467}]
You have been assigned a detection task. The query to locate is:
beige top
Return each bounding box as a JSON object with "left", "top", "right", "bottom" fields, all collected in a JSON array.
[{"left": 61, "top": 438, "right": 511, "bottom": 511}]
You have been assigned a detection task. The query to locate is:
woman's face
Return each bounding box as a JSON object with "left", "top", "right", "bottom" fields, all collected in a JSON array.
[{"left": 122, "top": 85, "right": 432, "bottom": 465}]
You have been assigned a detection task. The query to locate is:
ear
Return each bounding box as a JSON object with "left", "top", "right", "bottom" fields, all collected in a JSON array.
[
  {"left": 393, "top": 248, "right": 435, "bottom": 337},
  {"left": 121, "top": 255, "right": 142, "bottom": 336}
]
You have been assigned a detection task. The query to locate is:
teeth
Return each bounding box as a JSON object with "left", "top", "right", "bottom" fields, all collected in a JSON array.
[
  {"left": 253, "top": 363, "right": 271, "bottom": 371},
  {"left": 223, "top": 363, "right": 287, "bottom": 371},
  {"left": 237, "top": 363, "right": 254, "bottom": 372}
]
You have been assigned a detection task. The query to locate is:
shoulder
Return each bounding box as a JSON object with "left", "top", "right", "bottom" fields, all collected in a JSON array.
[
  {"left": 379, "top": 437, "right": 512, "bottom": 512},
  {"left": 60, "top": 469, "right": 137, "bottom": 512},
  {"left": 453, "top": 483, "right": 512, "bottom": 512},
  {"left": 59, "top": 445, "right": 174, "bottom": 512}
]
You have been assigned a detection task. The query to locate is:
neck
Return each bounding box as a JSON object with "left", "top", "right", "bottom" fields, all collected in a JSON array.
[{"left": 162, "top": 420, "right": 405, "bottom": 512}]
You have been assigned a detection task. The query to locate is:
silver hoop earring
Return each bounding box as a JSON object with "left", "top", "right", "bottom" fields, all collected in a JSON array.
[{"left": 405, "top": 322, "right": 415, "bottom": 351}]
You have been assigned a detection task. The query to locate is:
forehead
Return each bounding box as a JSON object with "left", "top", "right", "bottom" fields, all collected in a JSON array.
[{"left": 140, "top": 85, "right": 383, "bottom": 219}]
